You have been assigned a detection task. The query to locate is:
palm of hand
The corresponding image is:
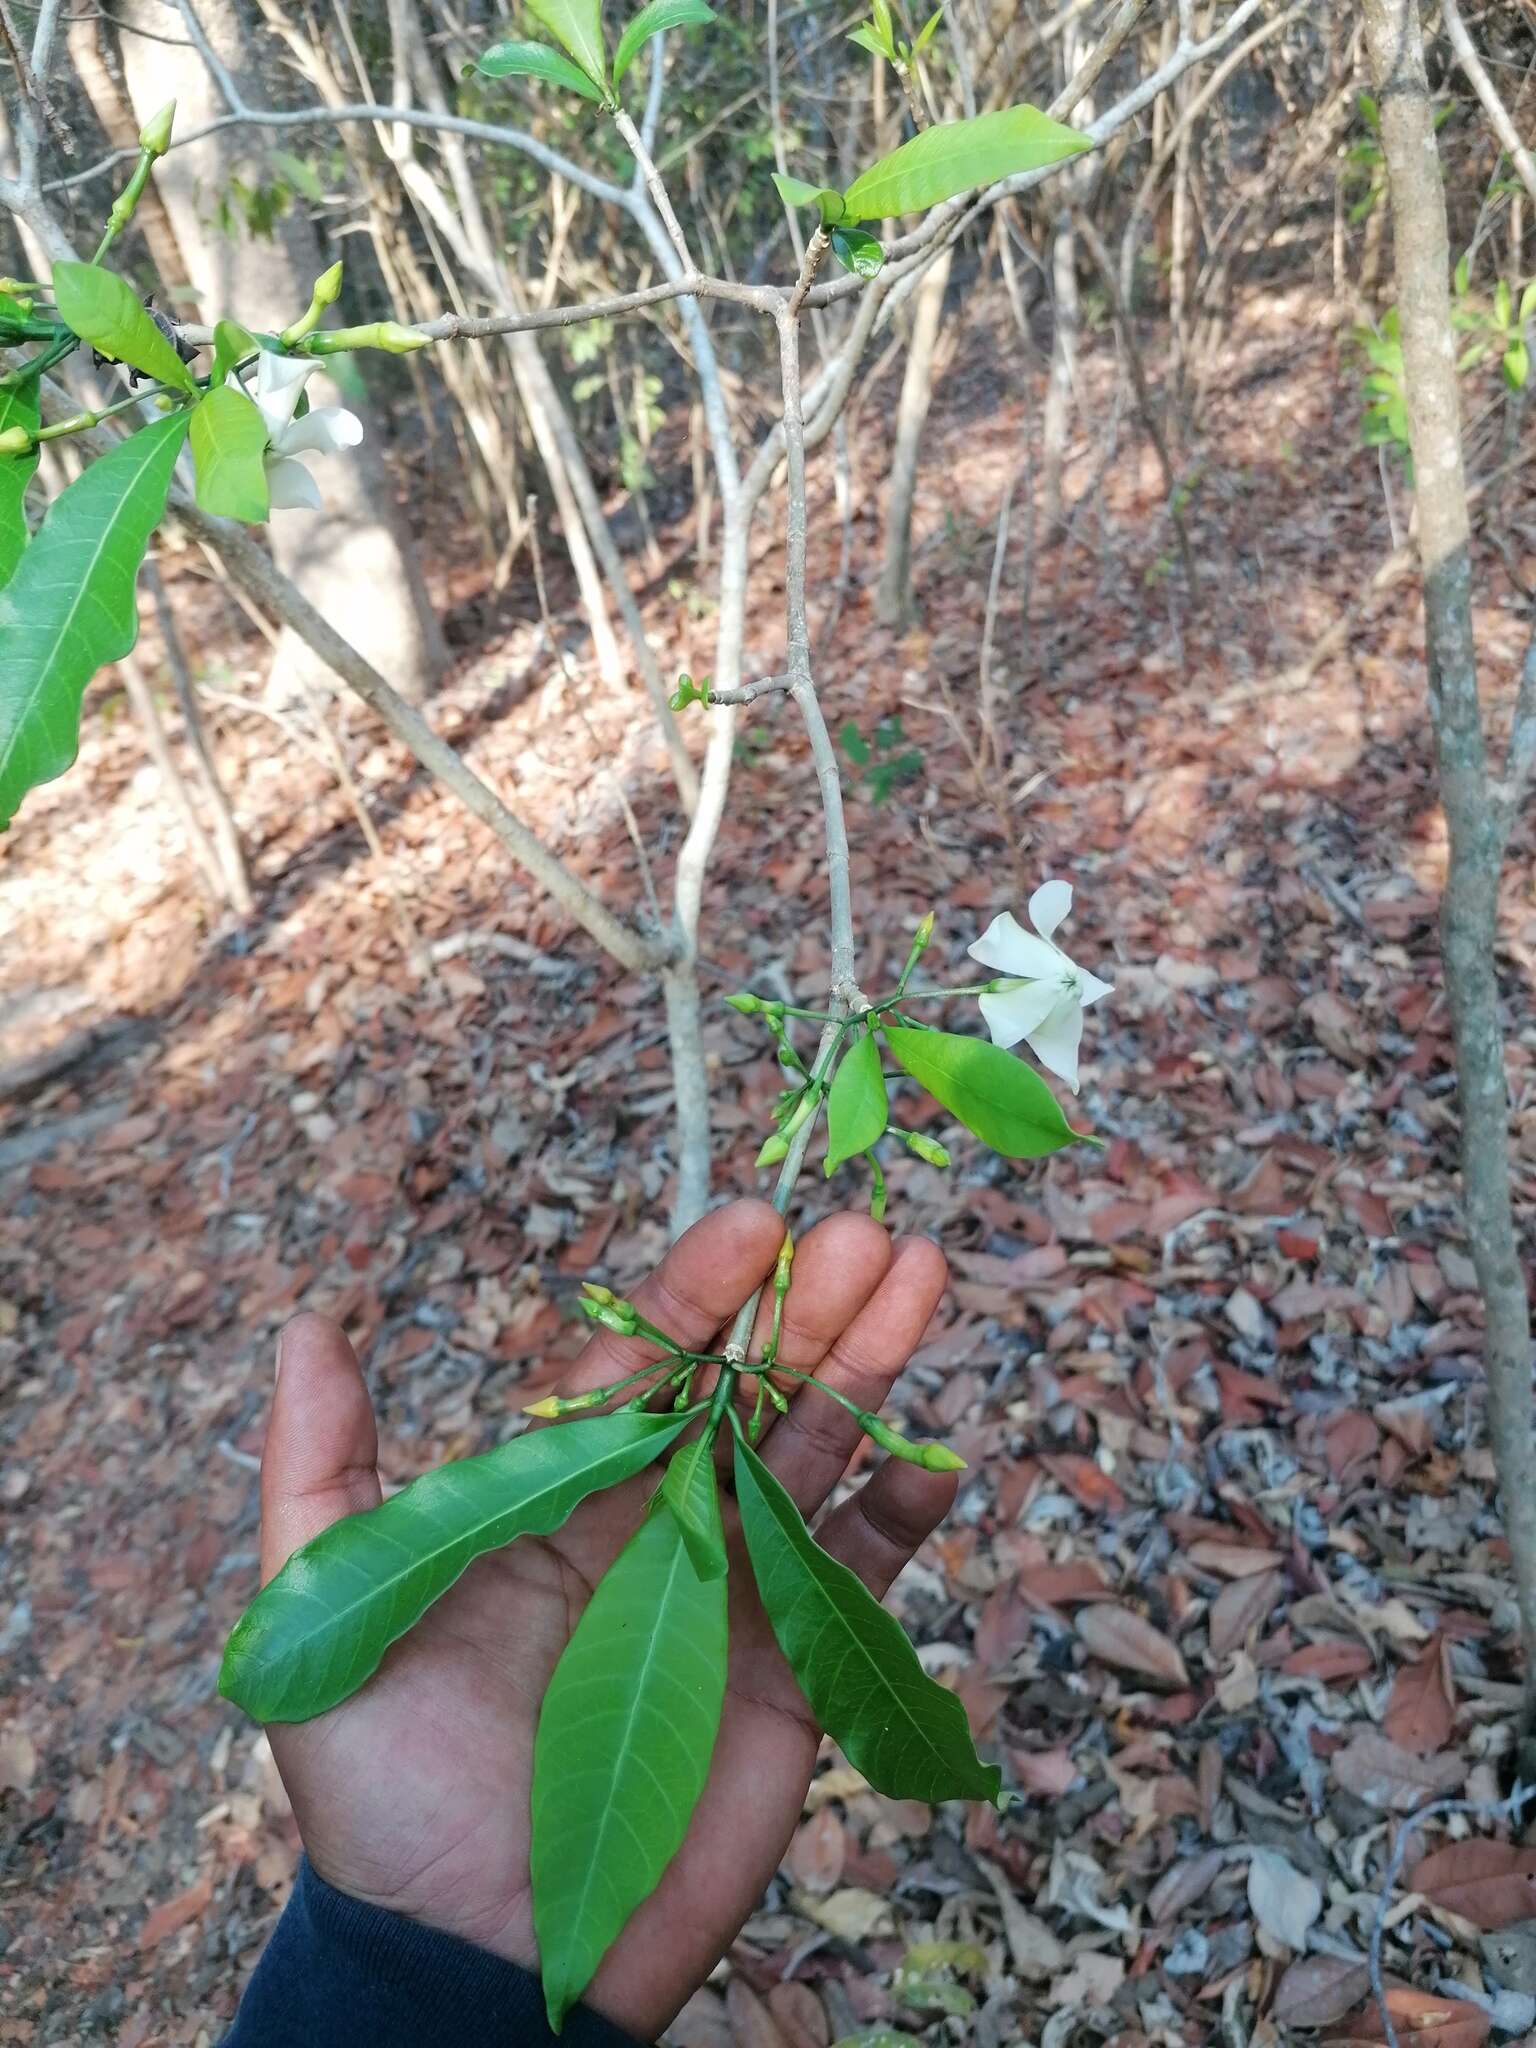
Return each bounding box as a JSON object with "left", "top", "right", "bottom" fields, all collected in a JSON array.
[{"left": 260, "top": 1202, "right": 952, "bottom": 2038}]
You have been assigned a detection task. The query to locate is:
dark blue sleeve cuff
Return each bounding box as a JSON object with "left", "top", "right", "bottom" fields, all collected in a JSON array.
[{"left": 223, "top": 1857, "right": 648, "bottom": 2048}]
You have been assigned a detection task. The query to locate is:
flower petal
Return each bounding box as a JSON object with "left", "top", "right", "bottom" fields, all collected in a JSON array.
[
  {"left": 1029, "top": 878, "right": 1073, "bottom": 940},
  {"left": 253, "top": 350, "right": 317, "bottom": 436},
  {"left": 273, "top": 405, "right": 365, "bottom": 457},
  {"left": 1077, "top": 967, "right": 1114, "bottom": 1010},
  {"left": 264, "top": 453, "right": 323, "bottom": 511},
  {"left": 968, "top": 912, "right": 1063, "bottom": 981},
  {"left": 1026, "top": 997, "right": 1086, "bottom": 1093},
  {"left": 977, "top": 979, "right": 1060, "bottom": 1051}
]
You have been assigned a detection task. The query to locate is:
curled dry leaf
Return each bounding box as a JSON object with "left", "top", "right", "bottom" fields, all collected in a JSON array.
[
  {"left": 786, "top": 1807, "right": 846, "bottom": 1894},
  {"left": 1148, "top": 1846, "right": 1227, "bottom": 1925},
  {"left": 1409, "top": 1842, "right": 1536, "bottom": 1931},
  {"left": 1075, "top": 1603, "right": 1189, "bottom": 1688}
]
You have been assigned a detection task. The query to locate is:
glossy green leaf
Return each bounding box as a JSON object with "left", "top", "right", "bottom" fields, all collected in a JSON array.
[
  {"left": 772, "top": 171, "right": 846, "bottom": 225},
  {"left": 883, "top": 1025, "right": 1082, "bottom": 1158},
  {"left": 831, "top": 224, "right": 885, "bottom": 280},
  {"left": 660, "top": 1431, "right": 727, "bottom": 1580},
  {"left": 825, "top": 1030, "right": 888, "bottom": 1173},
  {"left": 50, "top": 262, "right": 197, "bottom": 393},
  {"left": 532, "top": 1504, "right": 727, "bottom": 2028},
  {"left": 525, "top": 0, "right": 606, "bottom": 85},
  {"left": 190, "top": 386, "right": 270, "bottom": 523},
  {"left": 843, "top": 104, "right": 1090, "bottom": 221},
  {"left": 0, "top": 412, "right": 188, "bottom": 831},
  {"left": 0, "top": 379, "right": 39, "bottom": 588},
  {"left": 476, "top": 38, "right": 607, "bottom": 100},
  {"left": 219, "top": 1409, "right": 688, "bottom": 1723},
  {"left": 735, "top": 1437, "right": 1000, "bottom": 1804},
  {"left": 1504, "top": 339, "right": 1530, "bottom": 392},
  {"left": 211, "top": 318, "right": 257, "bottom": 389},
  {"left": 612, "top": 0, "right": 715, "bottom": 86}
]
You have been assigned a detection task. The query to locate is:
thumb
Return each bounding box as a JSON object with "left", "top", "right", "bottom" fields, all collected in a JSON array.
[{"left": 260, "top": 1313, "right": 383, "bottom": 1585}]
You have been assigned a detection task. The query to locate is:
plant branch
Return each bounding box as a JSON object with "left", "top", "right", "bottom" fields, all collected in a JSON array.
[
  {"left": 1442, "top": 0, "right": 1536, "bottom": 209},
  {"left": 172, "top": 497, "right": 662, "bottom": 977}
]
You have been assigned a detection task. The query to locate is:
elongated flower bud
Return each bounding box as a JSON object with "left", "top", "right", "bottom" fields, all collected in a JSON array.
[
  {"left": 0, "top": 425, "right": 31, "bottom": 456},
  {"left": 755, "top": 1131, "right": 791, "bottom": 1168},
  {"left": 901, "top": 1130, "right": 951, "bottom": 1169},
  {"left": 726, "top": 992, "right": 762, "bottom": 1015},
  {"left": 859, "top": 1412, "right": 967, "bottom": 1470},
  {"left": 581, "top": 1282, "right": 618, "bottom": 1306},
  {"left": 523, "top": 1387, "right": 608, "bottom": 1417},
  {"left": 578, "top": 1295, "right": 640, "bottom": 1336}
]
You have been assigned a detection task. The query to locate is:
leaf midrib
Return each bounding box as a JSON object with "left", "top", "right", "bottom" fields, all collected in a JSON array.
[
  {"left": 0, "top": 423, "right": 181, "bottom": 788},
  {"left": 236, "top": 1420, "right": 677, "bottom": 1673}
]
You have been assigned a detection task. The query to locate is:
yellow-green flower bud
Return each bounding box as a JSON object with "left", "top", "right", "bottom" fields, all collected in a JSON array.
[
  {"left": 755, "top": 1131, "right": 791, "bottom": 1169},
  {"left": 859, "top": 1412, "right": 967, "bottom": 1470},
  {"left": 314, "top": 260, "right": 344, "bottom": 308},
  {"left": 903, "top": 1131, "right": 951, "bottom": 1169},
  {"left": 138, "top": 100, "right": 176, "bottom": 158},
  {"left": 581, "top": 1282, "right": 617, "bottom": 1306},
  {"left": 726, "top": 992, "right": 762, "bottom": 1015},
  {"left": 912, "top": 911, "right": 935, "bottom": 950},
  {"left": 0, "top": 425, "right": 32, "bottom": 457},
  {"left": 579, "top": 1296, "right": 640, "bottom": 1336}
]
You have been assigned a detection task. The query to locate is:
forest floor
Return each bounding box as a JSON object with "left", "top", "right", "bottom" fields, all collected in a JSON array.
[{"left": 3, "top": 281, "right": 1536, "bottom": 2048}]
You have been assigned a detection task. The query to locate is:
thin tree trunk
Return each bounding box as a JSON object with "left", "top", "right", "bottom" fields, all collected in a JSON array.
[
  {"left": 118, "top": 650, "right": 229, "bottom": 907},
  {"left": 147, "top": 563, "right": 253, "bottom": 916},
  {"left": 1040, "top": 207, "right": 1079, "bottom": 527},
  {"left": 874, "top": 247, "right": 953, "bottom": 628},
  {"left": 1363, "top": 0, "right": 1536, "bottom": 1737}
]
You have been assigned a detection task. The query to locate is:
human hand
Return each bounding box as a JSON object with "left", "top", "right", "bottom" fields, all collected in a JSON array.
[{"left": 257, "top": 1199, "right": 954, "bottom": 2038}]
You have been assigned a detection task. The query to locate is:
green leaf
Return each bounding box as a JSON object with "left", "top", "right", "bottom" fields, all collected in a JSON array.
[
  {"left": 0, "top": 380, "right": 40, "bottom": 588},
  {"left": 532, "top": 1503, "right": 727, "bottom": 2029},
  {"left": 50, "top": 262, "right": 197, "bottom": 394},
  {"left": 843, "top": 104, "right": 1091, "bottom": 221},
  {"left": 831, "top": 224, "right": 885, "bottom": 279},
  {"left": 219, "top": 1409, "right": 688, "bottom": 1723},
  {"left": 211, "top": 318, "right": 257, "bottom": 389},
  {"left": 0, "top": 412, "right": 188, "bottom": 831},
  {"left": 525, "top": 0, "right": 606, "bottom": 85},
  {"left": 1357, "top": 91, "right": 1379, "bottom": 132},
  {"left": 1453, "top": 253, "right": 1471, "bottom": 298},
  {"left": 771, "top": 170, "right": 846, "bottom": 226},
  {"left": 912, "top": 7, "right": 943, "bottom": 53},
  {"left": 190, "top": 386, "right": 270, "bottom": 524},
  {"left": 1495, "top": 278, "right": 1513, "bottom": 330},
  {"left": 825, "top": 1030, "right": 888, "bottom": 1173},
  {"left": 270, "top": 149, "right": 324, "bottom": 203},
  {"left": 1520, "top": 280, "right": 1536, "bottom": 326},
  {"left": 660, "top": 1431, "right": 727, "bottom": 1580},
  {"left": 476, "top": 38, "right": 607, "bottom": 100},
  {"left": 883, "top": 1024, "right": 1083, "bottom": 1158},
  {"left": 734, "top": 1437, "right": 1000, "bottom": 1803},
  {"left": 1504, "top": 339, "right": 1529, "bottom": 392},
  {"left": 847, "top": 23, "right": 889, "bottom": 56},
  {"left": 612, "top": 0, "right": 715, "bottom": 86},
  {"left": 839, "top": 718, "right": 871, "bottom": 765}
]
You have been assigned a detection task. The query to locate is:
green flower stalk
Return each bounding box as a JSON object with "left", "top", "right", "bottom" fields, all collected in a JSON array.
[
  {"left": 93, "top": 101, "right": 177, "bottom": 265},
  {"left": 281, "top": 260, "right": 345, "bottom": 347}
]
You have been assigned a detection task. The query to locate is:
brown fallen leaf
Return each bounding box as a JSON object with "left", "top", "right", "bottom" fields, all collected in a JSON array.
[
  {"left": 1274, "top": 1955, "right": 1373, "bottom": 2028},
  {"left": 0, "top": 1731, "right": 37, "bottom": 1795},
  {"left": 1382, "top": 1637, "right": 1455, "bottom": 1757},
  {"left": 1210, "top": 1569, "right": 1284, "bottom": 1658},
  {"left": 766, "top": 1983, "right": 830, "bottom": 2048},
  {"left": 1187, "top": 1539, "right": 1286, "bottom": 1579},
  {"left": 727, "top": 1978, "right": 791, "bottom": 2048},
  {"left": 785, "top": 1807, "right": 845, "bottom": 1894},
  {"left": 1409, "top": 1841, "right": 1536, "bottom": 1930},
  {"left": 1324, "top": 1986, "right": 1490, "bottom": 2048},
  {"left": 1076, "top": 1603, "right": 1189, "bottom": 1687},
  {"left": 1330, "top": 1728, "right": 1464, "bottom": 1813}
]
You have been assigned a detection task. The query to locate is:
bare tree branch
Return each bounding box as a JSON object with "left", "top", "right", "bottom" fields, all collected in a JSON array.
[{"left": 1443, "top": 0, "right": 1536, "bottom": 209}]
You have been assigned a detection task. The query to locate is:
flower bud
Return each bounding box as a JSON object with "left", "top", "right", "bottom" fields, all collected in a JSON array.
[
  {"left": 725, "top": 992, "right": 762, "bottom": 1015},
  {"left": 578, "top": 1296, "right": 640, "bottom": 1336},
  {"left": 523, "top": 1387, "right": 607, "bottom": 1416},
  {"left": 859, "top": 1413, "right": 966, "bottom": 1470},
  {"left": 918, "top": 1443, "right": 967, "bottom": 1471},
  {"left": 138, "top": 100, "right": 176, "bottom": 158},
  {"left": 903, "top": 1131, "right": 951, "bottom": 1169},
  {"left": 755, "top": 1132, "right": 791, "bottom": 1168},
  {"left": 314, "top": 260, "right": 344, "bottom": 308},
  {"left": 912, "top": 911, "right": 935, "bottom": 951},
  {"left": 302, "top": 320, "right": 428, "bottom": 355},
  {"left": 581, "top": 1281, "right": 617, "bottom": 1306},
  {"left": 0, "top": 425, "right": 32, "bottom": 457}
]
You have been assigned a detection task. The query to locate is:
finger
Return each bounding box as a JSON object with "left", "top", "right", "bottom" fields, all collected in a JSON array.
[
  {"left": 557, "top": 1198, "right": 786, "bottom": 1400},
  {"left": 812, "top": 1453, "right": 959, "bottom": 1600},
  {"left": 759, "top": 1234, "right": 949, "bottom": 1516},
  {"left": 260, "top": 1314, "right": 382, "bottom": 1584},
  {"left": 737, "top": 1211, "right": 891, "bottom": 1453}
]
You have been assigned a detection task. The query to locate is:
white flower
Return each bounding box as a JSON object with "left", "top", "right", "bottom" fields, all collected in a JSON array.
[
  {"left": 967, "top": 879, "right": 1113, "bottom": 1094},
  {"left": 252, "top": 352, "right": 363, "bottom": 512}
]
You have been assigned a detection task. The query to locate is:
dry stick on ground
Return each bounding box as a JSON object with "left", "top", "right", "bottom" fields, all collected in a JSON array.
[
  {"left": 115, "top": 646, "right": 230, "bottom": 908},
  {"left": 1364, "top": 0, "right": 1536, "bottom": 1742}
]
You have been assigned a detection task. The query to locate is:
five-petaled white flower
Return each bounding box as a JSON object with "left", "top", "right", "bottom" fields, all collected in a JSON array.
[
  {"left": 968, "top": 879, "right": 1113, "bottom": 1094},
  {"left": 252, "top": 352, "right": 363, "bottom": 512}
]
